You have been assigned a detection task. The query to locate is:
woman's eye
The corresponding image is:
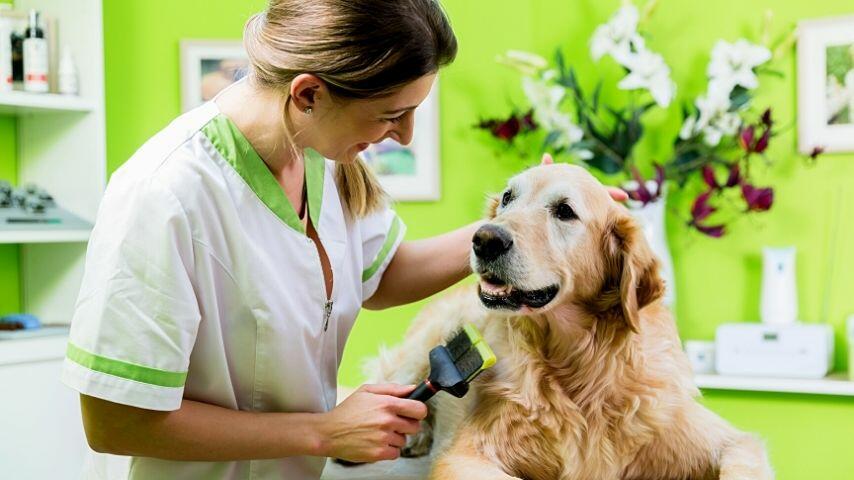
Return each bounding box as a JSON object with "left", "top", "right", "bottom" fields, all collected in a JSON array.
[
  {"left": 501, "top": 190, "right": 513, "bottom": 207},
  {"left": 553, "top": 203, "right": 577, "bottom": 221},
  {"left": 384, "top": 113, "right": 406, "bottom": 124}
]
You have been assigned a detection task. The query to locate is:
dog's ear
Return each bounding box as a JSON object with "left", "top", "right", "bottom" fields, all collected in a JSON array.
[{"left": 603, "top": 212, "right": 665, "bottom": 332}]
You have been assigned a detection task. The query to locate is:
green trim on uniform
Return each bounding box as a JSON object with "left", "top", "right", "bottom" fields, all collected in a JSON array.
[
  {"left": 304, "top": 148, "right": 326, "bottom": 230},
  {"left": 362, "top": 215, "right": 402, "bottom": 282},
  {"left": 66, "top": 342, "right": 187, "bottom": 388},
  {"left": 201, "top": 114, "right": 325, "bottom": 235}
]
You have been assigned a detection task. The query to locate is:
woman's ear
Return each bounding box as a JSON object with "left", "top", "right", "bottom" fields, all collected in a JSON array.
[
  {"left": 603, "top": 213, "right": 665, "bottom": 332},
  {"left": 289, "top": 73, "right": 326, "bottom": 112}
]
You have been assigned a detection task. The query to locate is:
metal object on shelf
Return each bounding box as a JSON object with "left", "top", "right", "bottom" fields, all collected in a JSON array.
[{"left": 0, "top": 180, "right": 92, "bottom": 230}]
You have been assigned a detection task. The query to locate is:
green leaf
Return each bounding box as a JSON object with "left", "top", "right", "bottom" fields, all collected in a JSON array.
[
  {"left": 586, "top": 152, "right": 624, "bottom": 175},
  {"left": 729, "top": 86, "right": 751, "bottom": 111},
  {"left": 592, "top": 81, "right": 603, "bottom": 113}
]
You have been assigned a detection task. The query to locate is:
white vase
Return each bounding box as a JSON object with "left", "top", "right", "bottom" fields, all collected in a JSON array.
[{"left": 629, "top": 196, "right": 676, "bottom": 308}]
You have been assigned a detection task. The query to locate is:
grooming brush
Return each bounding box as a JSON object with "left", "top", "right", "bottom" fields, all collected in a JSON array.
[
  {"left": 333, "top": 324, "right": 496, "bottom": 467},
  {"left": 407, "top": 323, "right": 496, "bottom": 402}
]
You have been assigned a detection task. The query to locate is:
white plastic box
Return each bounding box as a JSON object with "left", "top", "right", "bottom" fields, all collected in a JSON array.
[{"left": 715, "top": 323, "right": 834, "bottom": 379}]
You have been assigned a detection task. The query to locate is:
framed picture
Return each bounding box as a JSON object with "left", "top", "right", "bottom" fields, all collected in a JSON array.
[
  {"left": 363, "top": 82, "right": 441, "bottom": 201},
  {"left": 180, "top": 40, "right": 250, "bottom": 112},
  {"left": 797, "top": 16, "right": 854, "bottom": 153}
]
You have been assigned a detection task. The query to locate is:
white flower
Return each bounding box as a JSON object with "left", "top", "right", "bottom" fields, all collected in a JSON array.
[
  {"left": 576, "top": 149, "right": 594, "bottom": 160},
  {"left": 701, "top": 113, "right": 741, "bottom": 147},
  {"left": 522, "top": 75, "right": 564, "bottom": 113},
  {"left": 538, "top": 109, "right": 583, "bottom": 149},
  {"left": 707, "top": 39, "right": 772, "bottom": 91},
  {"left": 497, "top": 50, "right": 549, "bottom": 77},
  {"left": 618, "top": 49, "right": 676, "bottom": 107},
  {"left": 590, "top": 4, "right": 645, "bottom": 66},
  {"left": 679, "top": 116, "right": 698, "bottom": 140}
]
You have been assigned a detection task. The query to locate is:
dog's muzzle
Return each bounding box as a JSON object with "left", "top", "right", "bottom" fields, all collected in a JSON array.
[{"left": 472, "top": 224, "right": 513, "bottom": 261}]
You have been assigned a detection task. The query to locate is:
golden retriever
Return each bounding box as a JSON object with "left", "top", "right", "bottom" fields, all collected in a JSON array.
[{"left": 368, "top": 163, "right": 773, "bottom": 480}]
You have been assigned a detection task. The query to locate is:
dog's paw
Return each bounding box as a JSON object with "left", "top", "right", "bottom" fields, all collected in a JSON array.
[{"left": 401, "top": 418, "right": 434, "bottom": 458}]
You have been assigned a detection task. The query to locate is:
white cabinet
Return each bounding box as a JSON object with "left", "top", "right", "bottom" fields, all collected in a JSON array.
[
  {"left": 0, "top": 333, "right": 88, "bottom": 479},
  {"left": 1, "top": 0, "right": 105, "bottom": 478}
]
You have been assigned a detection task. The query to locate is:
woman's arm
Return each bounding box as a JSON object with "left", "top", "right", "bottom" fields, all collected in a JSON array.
[
  {"left": 363, "top": 220, "right": 483, "bottom": 310},
  {"left": 80, "top": 383, "right": 426, "bottom": 462}
]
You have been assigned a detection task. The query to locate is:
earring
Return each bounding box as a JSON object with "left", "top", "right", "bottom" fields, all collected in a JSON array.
[{"left": 304, "top": 106, "right": 313, "bottom": 115}]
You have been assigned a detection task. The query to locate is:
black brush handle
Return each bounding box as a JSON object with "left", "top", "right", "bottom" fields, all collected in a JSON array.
[{"left": 407, "top": 380, "right": 438, "bottom": 402}]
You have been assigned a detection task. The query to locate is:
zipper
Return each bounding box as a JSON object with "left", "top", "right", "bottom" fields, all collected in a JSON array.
[{"left": 323, "top": 300, "right": 333, "bottom": 332}]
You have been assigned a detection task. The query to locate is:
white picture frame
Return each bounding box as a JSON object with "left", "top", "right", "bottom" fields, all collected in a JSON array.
[
  {"left": 363, "top": 82, "right": 441, "bottom": 202},
  {"left": 797, "top": 16, "right": 854, "bottom": 154},
  {"left": 180, "top": 40, "right": 250, "bottom": 112}
]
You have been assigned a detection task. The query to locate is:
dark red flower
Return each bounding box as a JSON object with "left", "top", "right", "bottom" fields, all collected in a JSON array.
[
  {"left": 742, "top": 184, "right": 774, "bottom": 212},
  {"left": 654, "top": 164, "right": 666, "bottom": 186},
  {"left": 695, "top": 223, "right": 726, "bottom": 238},
  {"left": 739, "top": 126, "right": 755, "bottom": 152},
  {"left": 629, "top": 166, "right": 653, "bottom": 204},
  {"left": 725, "top": 163, "right": 741, "bottom": 187},
  {"left": 754, "top": 129, "right": 770, "bottom": 154},
  {"left": 493, "top": 117, "right": 521, "bottom": 140},
  {"left": 690, "top": 191, "right": 716, "bottom": 222},
  {"left": 702, "top": 165, "right": 718, "bottom": 190},
  {"left": 521, "top": 110, "right": 537, "bottom": 131},
  {"left": 761, "top": 108, "right": 773, "bottom": 128}
]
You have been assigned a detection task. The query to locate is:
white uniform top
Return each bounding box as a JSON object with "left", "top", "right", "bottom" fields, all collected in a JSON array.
[{"left": 61, "top": 101, "right": 406, "bottom": 479}]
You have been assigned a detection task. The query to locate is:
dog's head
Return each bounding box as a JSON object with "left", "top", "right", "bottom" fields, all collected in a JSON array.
[{"left": 471, "top": 163, "right": 664, "bottom": 332}]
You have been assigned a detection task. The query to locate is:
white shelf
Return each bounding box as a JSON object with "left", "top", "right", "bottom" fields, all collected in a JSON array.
[
  {"left": 0, "top": 91, "right": 96, "bottom": 115},
  {"left": 0, "top": 229, "right": 91, "bottom": 244},
  {"left": 0, "top": 328, "right": 69, "bottom": 366},
  {"left": 695, "top": 373, "right": 854, "bottom": 396}
]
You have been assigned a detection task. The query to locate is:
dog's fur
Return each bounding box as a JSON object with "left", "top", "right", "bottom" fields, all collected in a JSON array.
[{"left": 369, "top": 164, "right": 773, "bottom": 479}]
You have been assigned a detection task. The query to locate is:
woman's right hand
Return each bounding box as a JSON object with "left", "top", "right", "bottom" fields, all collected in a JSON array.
[{"left": 317, "top": 383, "right": 428, "bottom": 463}]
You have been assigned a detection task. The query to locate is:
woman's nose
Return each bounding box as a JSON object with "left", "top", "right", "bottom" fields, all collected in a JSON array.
[{"left": 390, "top": 112, "right": 415, "bottom": 146}]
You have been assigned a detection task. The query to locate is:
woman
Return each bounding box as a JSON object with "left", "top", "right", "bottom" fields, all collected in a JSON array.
[{"left": 62, "top": 1, "right": 625, "bottom": 479}]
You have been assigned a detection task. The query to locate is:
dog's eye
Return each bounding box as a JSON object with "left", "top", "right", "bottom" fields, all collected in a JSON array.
[
  {"left": 553, "top": 203, "right": 577, "bottom": 221},
  {"left": 501, "top": 190, "right": 513, "bottom": 207}
]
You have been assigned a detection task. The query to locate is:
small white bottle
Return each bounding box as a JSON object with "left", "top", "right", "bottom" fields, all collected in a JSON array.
[
  {"left": 58, "top": 46, "right": 78, "bottom": 95},
  {"left": 0, "top": 5, "right": 13, "bottom": 92},
  {"left": 23, "top": 9, "right": 48, "bottom": 93},
  {"left": 760, "top": 246, "right": 798, "bottom": 325}
]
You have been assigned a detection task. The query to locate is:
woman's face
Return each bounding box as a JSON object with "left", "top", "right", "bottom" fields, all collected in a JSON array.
[{"left": 309, "top": 74, "right": 437, "bottom": 163}]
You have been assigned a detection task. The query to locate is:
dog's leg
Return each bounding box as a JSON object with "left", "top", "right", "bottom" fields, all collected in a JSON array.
[
  {"left": 430, "top": 428, "right": 520, "bottom": 480},
  {"left": 718, "top": 434, "right": 774, "bottom": 480}
]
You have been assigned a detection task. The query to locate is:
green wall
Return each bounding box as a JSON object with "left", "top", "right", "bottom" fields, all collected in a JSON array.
[
  {"left": 0, "top": 0, "right": 19, "bottom": 313},
  {"left": 0, "top": 0, "right": 847, "bottom": 477}
]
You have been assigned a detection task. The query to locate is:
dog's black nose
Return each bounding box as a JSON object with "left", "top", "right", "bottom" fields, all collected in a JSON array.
[{"left": 473, "top": 225, "right": 513, "bottom": 261}]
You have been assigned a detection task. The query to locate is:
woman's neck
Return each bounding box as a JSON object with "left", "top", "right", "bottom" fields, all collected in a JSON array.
[{"left": 214, "top": 78, "right": 300, "bottom": 175}]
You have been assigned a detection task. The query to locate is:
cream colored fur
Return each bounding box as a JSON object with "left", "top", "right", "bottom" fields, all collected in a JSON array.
[{"left": 368, "top": 164, "right": 773, "bottom": 480}]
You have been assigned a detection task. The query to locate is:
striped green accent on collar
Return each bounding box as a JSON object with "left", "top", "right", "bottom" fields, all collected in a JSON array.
[
  {"left": 201, "top": 114, "right": 325, "bottom": 235},
  {"left": 362, "top": 215, "right": 403, "bottom": 282},
  {"left": 66, "top": 342, "right": 187, "bottom": 388}
]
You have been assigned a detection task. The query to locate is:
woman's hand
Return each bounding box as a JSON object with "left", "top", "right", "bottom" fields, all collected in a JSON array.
[{"left": 317, "top": 384, "right": 427, "bottom": 463}]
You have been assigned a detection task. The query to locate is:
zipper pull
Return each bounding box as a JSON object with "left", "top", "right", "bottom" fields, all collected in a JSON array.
[{"left": 323, "top": 300, "right": 333, "bottom": 332}]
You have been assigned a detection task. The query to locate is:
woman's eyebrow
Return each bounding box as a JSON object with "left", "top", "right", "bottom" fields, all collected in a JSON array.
[{"left": 382, "top": 105, "right": 417, "bottom": 115}]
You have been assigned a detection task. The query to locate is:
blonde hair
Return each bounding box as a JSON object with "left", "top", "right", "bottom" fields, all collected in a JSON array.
[{"left": 243, "top": 0, "right": 457, "bottom": 218}]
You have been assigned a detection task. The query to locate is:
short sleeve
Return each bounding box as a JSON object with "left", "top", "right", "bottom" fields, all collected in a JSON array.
[
  {"left": 359, "top": 207, "right": 406, "bottom": 303},
  {"left": 61, "top": 176, "right": 201, "bottom": 411}
]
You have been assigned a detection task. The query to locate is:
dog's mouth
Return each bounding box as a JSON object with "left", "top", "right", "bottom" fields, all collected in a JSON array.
[{"left": 477, "top": 273, "right": 559, "bottom": 311}]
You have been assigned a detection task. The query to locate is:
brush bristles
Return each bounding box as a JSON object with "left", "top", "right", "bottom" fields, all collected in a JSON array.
[
  {"left": 455, "top": 347, "right": 486, "bottom": 381},
  {"left": 445, "top": 327, "right": 474, "bottom": 361}
]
